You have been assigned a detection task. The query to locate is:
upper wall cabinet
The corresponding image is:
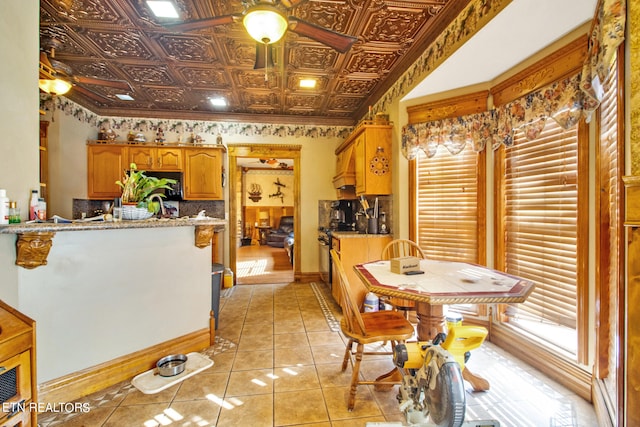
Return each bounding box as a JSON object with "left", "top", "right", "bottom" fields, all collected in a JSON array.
[
  {"left": 128, "top": 146, "right": 182, "bottom": 171},
  {"left": 334, "top": 123, "right": 392, "bottom": 196},
  {"left": 183, "top": 148, "right": 224, "bottom": 200},
  {"left": 87, "top": 142, "right": 225, "bottom": 200},
  {"left": 87, "top": 144, "right": 128, "bottom": 199}
]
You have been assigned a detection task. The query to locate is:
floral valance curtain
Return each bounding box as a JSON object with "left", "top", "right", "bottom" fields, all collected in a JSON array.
[
  {"left": 402, "top": 0, "right": 626, "bottom": 160},
  {"left": 401, "top": 73, "right": 584, "bottom": 160},
  {"left": 580, "top": 0, "right": 626, "bottom": 114}
]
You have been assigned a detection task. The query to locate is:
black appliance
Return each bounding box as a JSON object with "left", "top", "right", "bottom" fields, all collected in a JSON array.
[
  {"left": 144, "top": 171, "right": 183, "bottom": 200},
  {"left": 330, "top": 200, "right": 356, "bottom": 231}
]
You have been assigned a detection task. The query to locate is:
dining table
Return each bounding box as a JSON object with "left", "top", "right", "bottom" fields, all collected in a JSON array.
[{"left": 354, "top": 258, "right": 535, "bottom": 391}]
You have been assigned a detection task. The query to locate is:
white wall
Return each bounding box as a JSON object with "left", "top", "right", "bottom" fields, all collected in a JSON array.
[
  {"left": 0, "top": 1, "right": 39, "bottom": 304},
  {"left": 9, "top": 226, "right": 210, "bottom": 383}
]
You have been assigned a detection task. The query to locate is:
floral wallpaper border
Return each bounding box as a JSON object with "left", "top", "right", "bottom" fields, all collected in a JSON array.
[{"left": 40, "top": 96, "right": 353, "bottom": 141}]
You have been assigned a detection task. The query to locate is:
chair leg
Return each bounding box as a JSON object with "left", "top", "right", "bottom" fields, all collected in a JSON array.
[
  {"left": 342, "top": 339, "right": 354, "bottom": 372},
  {"left": 347, "top": 342, "right": 364, "bottom": 411}
]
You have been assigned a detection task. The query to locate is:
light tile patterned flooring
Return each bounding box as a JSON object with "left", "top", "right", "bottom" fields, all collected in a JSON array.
[{"left": 37, "top": 282, "right": 599, "bottom": 426}]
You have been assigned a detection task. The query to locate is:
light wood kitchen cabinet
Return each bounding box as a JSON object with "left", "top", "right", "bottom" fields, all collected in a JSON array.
[
  {"left": 333, "top": 123, "right": 392, "bottom": 196},
  {"left": 331, "top": 233, "right": 392, "bottom": 309},
  {"left": 128, "top": 146, "right": 182, "bottom": 171},
  {"left": 183, "top": 148, "right": 224, "bottom": 200},
  {"left": 354, "top": 125, "right": 392, "bottom": 195},
  {"left": 0, "top": 301, "right": 37, "bottom": 427},
  {"left": 87, "top": 144, "right": 127, "bottom": 199}
]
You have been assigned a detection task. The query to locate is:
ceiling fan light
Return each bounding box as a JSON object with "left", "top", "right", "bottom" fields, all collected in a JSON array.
[
  {"left": 39, "top": 78, "right": 72, "bottom": 95},
  {"left": 243, "top": 6, "right": 288, "bottom": 44}
]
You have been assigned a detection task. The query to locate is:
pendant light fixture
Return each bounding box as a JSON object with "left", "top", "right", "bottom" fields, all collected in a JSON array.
[{"left": 243, "top": 5, "right": 287, "bottom": 81}]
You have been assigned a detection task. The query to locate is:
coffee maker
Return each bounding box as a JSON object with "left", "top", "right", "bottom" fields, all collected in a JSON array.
[{"left": 330, "top": 200, "right": 356, "bottom": 231}]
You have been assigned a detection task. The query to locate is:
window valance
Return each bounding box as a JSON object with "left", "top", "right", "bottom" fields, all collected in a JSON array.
[
  {"left": 580, "top": 0, "right": 626, "bottom": 114},
  {"left": 401, "top": 73, "right": 584, "bottom": 160}
]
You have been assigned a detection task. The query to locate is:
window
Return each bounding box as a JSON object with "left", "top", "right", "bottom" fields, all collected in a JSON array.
[
  {"left": 413, "top": 146, "right": 480, "bottom": 263},
  {"left": 499, "top": 117, "right": 587, "bottom": 357},
  {"left": 412, "top": 144, "right": 484, "bottom": 316}
]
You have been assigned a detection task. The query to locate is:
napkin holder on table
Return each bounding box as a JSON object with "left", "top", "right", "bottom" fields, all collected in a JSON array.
[{"left": 390, "top": 256, "right": 421, "bottom": 274}]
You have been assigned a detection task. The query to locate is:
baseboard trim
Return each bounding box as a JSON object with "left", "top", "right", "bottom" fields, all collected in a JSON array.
[
  {"left": 295, "top": 272, "right": 321, "bottom": 282},
  {"left": 38, "top": 328, "right": 210, "bottom": 405}
]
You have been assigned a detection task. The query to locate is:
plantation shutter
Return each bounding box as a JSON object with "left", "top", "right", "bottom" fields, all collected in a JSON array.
[
  {"left": 503, "top": 121, "right": 578, "bottom": 328},
  {"left": 415, "top": 146, "right": 478, "bottom": 263}
]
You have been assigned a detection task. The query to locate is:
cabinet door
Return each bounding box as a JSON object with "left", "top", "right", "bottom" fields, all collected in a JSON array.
[
  {"left": 156, "top": 148, "right": 182, "bottom": 171},
  {"left": 354, "top": 127, "right": 392, "bottom": 195},
  {"left": 354, "top": 133, "right": 367, "bottom": 194},
  {"left": 128, "top": 147, "right": 154, "bottom": 169},
  {"left": 184, "top": 148, "right": 223, "bottom": 200},
  {"left": 87, "top": 145, "right": 126, "bottom": 199}
]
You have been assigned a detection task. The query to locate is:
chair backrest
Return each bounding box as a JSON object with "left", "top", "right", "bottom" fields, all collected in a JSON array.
[
  {"left": 381, "top": 239, "right": 425, "bottom": 260},
  {"left": 278, "top": 216, "right": 294, "bottom": 233},
  {"left": 331, "top": 249, "right": 367, "bottom": 336}
]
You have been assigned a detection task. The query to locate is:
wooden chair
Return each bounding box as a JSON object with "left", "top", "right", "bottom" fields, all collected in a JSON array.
[
  {"left": 331, "top": 249, "right": 415, "bottom": 411},
  {"left": 380, "top": 239, "right": 426, "bottom": 317}
]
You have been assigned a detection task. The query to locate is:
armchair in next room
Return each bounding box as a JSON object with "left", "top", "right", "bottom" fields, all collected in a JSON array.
[{"left": 266, "top": 216, "right": 294, "bottom": 248}]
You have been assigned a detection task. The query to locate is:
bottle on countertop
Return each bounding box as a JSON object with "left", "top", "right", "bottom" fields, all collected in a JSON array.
[
  {"left": 37, "top": 198, "right": 47, "bottom": 220},
  {"left": 0, "top": 189, "right": 9, "bottom": 225},
  {"left": 8, "top": 201, "right": 20, "bottom": 224},
  {"left": 29, "top": 189, "right": 39, "bottom": 221}
]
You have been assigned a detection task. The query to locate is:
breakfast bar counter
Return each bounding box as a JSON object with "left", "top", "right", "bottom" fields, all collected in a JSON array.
[{"left": 0, "top": 217, "right": 227, "bottom": 405}]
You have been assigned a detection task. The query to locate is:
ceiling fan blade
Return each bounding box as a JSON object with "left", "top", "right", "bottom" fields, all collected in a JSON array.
[
  {"left": 281, "top": 0, "right": 308, "bottom": 7},
  {"left": 163, "top": 14, "right": 240, "bottom": 32},
  {"left": 288, "top": 17, "right": 357, "bottom": 53},
  {"left": 254, "top": 43, "right": 275, "bottom": 70},
  {"left": 40, "top": 52, "right": 53, "bottom": 69},
  {"left": 72, "top": 85, "right": 111, "bottom": 103},
  {"left": 73, "top": 76, "right": 132, "bottom": 91}
]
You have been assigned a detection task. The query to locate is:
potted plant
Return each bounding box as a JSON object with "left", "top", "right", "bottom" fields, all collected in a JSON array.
[{"left": 116, "top": 163, "right": 177, "bottom": 218}]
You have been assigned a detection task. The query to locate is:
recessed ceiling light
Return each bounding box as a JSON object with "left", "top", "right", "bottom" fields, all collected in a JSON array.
[
  {"left": 146, "top": 1, "right": 179, "bottom": 18},
  {"left": 210, "top": 97, "right": 227, "bottom": 107},
  {"left": 116, "top": 94, "right": 134, "bottom": 101},
  {"left": 299, "top": 79, "right": 317, "bottom": 89}
]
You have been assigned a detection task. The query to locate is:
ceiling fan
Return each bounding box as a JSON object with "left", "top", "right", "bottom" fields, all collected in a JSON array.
[
  {"left": 162, "top": 0, "right": 357, "bottom": 69},
  {"left": 39, "top": 37, "right": 132, "bottom": 101}
]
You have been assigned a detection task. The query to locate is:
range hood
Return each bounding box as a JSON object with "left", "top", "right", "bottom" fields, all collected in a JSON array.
[{"left": 332, "top": 144, "right": 355, "bottom": 189}]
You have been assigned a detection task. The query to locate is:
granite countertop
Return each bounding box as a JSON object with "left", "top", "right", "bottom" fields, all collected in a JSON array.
[
  {"left": 331, "top": 231, "right": 392, "bottom": 238},
  {"left": 0, "top": 217, "right": 227, "bottom": 234}
]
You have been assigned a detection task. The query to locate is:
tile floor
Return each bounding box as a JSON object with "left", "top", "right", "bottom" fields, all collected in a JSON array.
[{"left": 37, "top": 282, "right": 599, "bottom": 427}]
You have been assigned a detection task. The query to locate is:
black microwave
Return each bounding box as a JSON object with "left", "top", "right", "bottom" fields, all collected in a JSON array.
[{"left": 145, "top": 171, "right": 183, "bottom": 200}]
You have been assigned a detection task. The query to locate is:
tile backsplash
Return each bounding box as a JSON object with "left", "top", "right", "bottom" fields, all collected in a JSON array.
[{"left": 72, "top": 198, "right": 224, "bottom": 219}]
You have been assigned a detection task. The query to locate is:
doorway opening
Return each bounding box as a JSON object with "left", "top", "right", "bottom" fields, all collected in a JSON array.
[{"left": 228, "top": 144, "right": 301, "bottom": 284}]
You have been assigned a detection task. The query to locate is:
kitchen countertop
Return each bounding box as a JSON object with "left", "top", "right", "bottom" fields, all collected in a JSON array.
[
  {"left": 0, "top": 217, "right": 227, "bottom": 234},
  {"left": 331, "top": 231, "right": 392, "bottom": 238}
]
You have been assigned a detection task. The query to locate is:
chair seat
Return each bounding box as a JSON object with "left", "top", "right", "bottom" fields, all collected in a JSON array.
[{"left": 340, "top": 311, "right": 415, "bottom": 344}]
